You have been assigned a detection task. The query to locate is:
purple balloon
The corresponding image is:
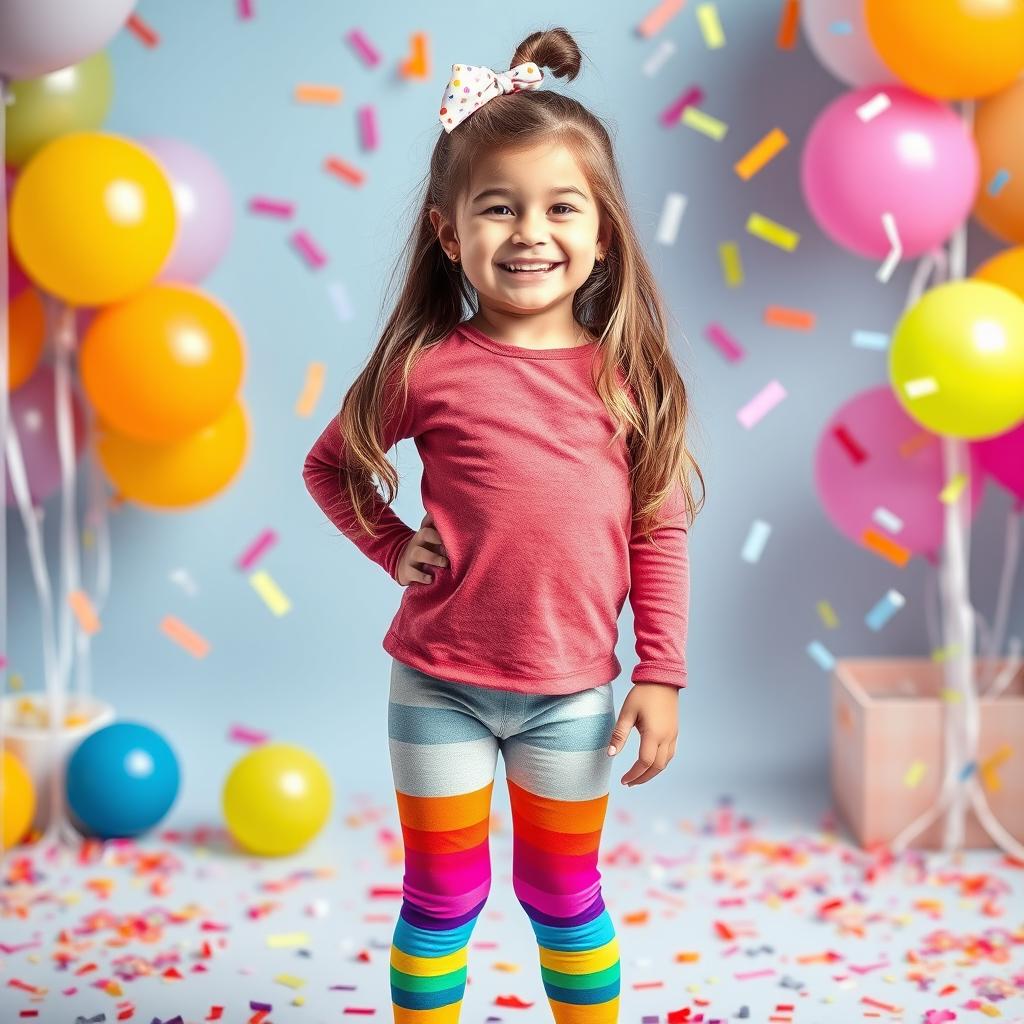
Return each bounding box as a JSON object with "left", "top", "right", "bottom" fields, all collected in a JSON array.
[
  {"left": 6, "top": 167, "right": 30, "bottom": 299},
  {"left": 5, "top": 363, "right": 88, "bottom": 507},
  {"left": 801, "top": 85, "right": 979, "bottom": 260},
  {"left": 140, "top": 137, "right": 234, "bottom": 283},
  {"left": 814, "top": 385, "right": 986, "bottom": 560},
  {"left": 972, "top": 418, "right": 1024, "bottom": 508}
]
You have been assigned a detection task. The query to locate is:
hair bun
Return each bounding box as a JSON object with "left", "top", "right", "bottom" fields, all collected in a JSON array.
[{"left": 511, "top": 27, "right": 582, "bottom": 82}]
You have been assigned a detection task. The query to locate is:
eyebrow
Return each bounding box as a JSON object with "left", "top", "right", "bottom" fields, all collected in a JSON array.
[{"left": 471, "top": 185, "right": 590, "bottom": 204}]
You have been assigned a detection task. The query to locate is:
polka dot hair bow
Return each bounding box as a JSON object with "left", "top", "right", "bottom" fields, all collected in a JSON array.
[{"left": 438, "top": 62, "right": 544, "bottom": 133}]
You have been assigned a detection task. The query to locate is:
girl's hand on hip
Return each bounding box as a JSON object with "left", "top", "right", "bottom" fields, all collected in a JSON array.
[
  {"left": 607, "top": 682, "right": 679, "bottom": 787},
  {"left": 397, "top": 510, "right": 449, "bottom": 586}
]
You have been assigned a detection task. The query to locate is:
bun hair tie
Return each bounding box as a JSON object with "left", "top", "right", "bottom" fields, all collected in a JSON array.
[{"left": 438, "top": 62, "right": 545, "bottom": 133}]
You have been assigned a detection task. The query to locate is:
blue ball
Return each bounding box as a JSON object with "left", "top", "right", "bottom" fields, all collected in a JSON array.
[{"left": 66, "top": 721, "right": 181, "bottom": 839}]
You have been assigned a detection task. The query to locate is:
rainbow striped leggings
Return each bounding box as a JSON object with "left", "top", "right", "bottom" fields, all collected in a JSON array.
[{"left": 387, "top": 656, "right": 621, "bottom": 1024}]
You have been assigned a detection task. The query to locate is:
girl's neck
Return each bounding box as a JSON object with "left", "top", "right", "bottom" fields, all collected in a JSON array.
[{"left": 464, "top": 310, "right": 595, "bottom": 351}]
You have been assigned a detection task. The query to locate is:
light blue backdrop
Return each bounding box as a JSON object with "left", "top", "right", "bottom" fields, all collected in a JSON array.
[{"left": 8, "top": 0, "right": 1016, "bottom": 824}]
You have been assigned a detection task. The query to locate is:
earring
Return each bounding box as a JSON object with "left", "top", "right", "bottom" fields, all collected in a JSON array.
[{"left": 449, "top": 251, "right": 460, "bottom": 263}]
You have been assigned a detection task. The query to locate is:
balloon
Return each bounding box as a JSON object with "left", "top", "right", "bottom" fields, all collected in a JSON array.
[
  {"left": 971, "top": 78, "right": 1024, "bottom": 246},
  {"left": 814, "top": 385, "right": 986, "bottom": 558},
  {"left": 5, "top": 50, "right": 113, "bottom": 168},
  {"left": 6, "top": 168, "right": 30, "bottom": 299},
  {"left": 5, "top": 363, "right": 88, "bottom": 507},
  {"left": 865, "top": 0, "right": 1024, "bottom": 100},
  {"left": 9, "top": 131, "right": 177, "bottom": 306},
  {"left": 1, "top": 750, "right": 36, "bottom": 850},
  {"left": 974, "top": 246, "right": 1024, "bottom": 301},
  {"left": 0, "top": 0, "right": 136, "bottom": 80},
  {"left": 801, "top": 0, "right": 898, "bottom": 88},
  {"left": 95, "top": 398, "right": 249, "bottom": 509},
  {"left": 66, "top": 722, "right": 180, "bottom": 839},
  {"left": 889, "top": 280, "right": 1024, "bottom": 440},
  {"left": 140, "top": 137, "right": 235, "bottom": 283},
  {"left": 79, "top": 283, "right": 246, "bottom": 442},
  {"left": 972, "top": 419, "right": 1024, "bottom": 506},
  {"left": 8, "top": 287, "right": 45, "bottom": 391},
  {"left": 801, "top": 85, "right": 978, "bottom": 260},
  {"left": 222, "top": 743, "right": 332, "bottom": 856}
]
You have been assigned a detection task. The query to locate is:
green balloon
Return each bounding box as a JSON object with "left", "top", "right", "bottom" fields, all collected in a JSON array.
[{"left": 6, "top": 50, "right": 114, "bottom": 168}]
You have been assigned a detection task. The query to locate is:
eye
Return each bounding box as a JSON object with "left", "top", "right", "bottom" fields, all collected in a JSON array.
[{"left": 482, "top": 204, "right": 578, "bottom": 216}]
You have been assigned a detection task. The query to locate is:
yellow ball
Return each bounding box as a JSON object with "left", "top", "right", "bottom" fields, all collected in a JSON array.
[
  {"left": 9, "top": 131, "right": 176, "bottom": 306},
  {"left": 889, "top": 279, "right": 1024, "bottom": 439},
  {"left": 1, "top": 750, "right": 36, "bottom": 850},
  {"left": 222, "top": 743, "right": 332, "bottom": 856}
]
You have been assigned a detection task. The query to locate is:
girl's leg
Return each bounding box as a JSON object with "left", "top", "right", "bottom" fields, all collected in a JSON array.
[
  {"left": 501, "top": 683, "right": 620, "bottom": 1024},
  {"left": 387, "top": 659, "right": 503, "bottom": 1024}
]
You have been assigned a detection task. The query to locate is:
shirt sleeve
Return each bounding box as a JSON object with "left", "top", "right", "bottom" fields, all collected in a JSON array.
[
  {"left": 628, "top": 478, "right": 691, "bottom": 689},
  {"left": 301, "top": 367, "right": 420, "bottom": 583}
]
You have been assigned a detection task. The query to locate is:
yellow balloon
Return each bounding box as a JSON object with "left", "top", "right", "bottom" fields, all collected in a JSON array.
[
  {"left": 2, "top": 750, "right": 36, "bottom": 850},
  {"left": 96, "top": 398, "right": 249, "bottom": 509},
  {"left": 9, "top": 131, "right": 176, "bottom": 306},
  {"left": 865, "top": 0, "right": 1024, "bottom": 100},
  {"left": 975, "top": 246, "right": 1024, "bottom": 302},
  {"left": 222, "top": 743, "right": 333, "bottom": 857},
  {"left": 889, "top": 279, "right": 1024, "bottom": 439}
]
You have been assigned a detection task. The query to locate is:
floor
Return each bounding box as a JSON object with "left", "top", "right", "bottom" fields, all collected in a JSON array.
[{"left": 1, "top": 775, "right": 1022, "bottom": 1024}]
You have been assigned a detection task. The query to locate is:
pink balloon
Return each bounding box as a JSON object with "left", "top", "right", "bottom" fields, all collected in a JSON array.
[
  {"left": 5, "top": 363, "right": 89, "bottom": 506},
  {"left": 801, "top": 85, "right": 979, "bottom": 259},
  {"left": 971, "top": 418, "right": 1024, "bottom": 508},
  {"left": 6, "top": 166, "right": 30, "bottom": 298},
  {"left": 814, "top": 386, "right": 986, "bottom": 559},
  {"left": 140, "top": 137, "right": 234, "bottom": 284}
]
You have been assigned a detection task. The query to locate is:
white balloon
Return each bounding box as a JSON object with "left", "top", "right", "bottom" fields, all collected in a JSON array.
[
  {"left": 802, "top": 0, "right": 898, "bottom": 87},
  {"left": 0, "top": 0, "right": 137, "bottom": 80}
]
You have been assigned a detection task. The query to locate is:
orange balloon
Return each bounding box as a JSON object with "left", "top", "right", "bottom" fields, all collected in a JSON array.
[
  {"left": 972, "top": 78, "right": 1024, "bottom": 245},
  {"left": 9, "top": 131, "right": 177, "bottom": 306},
  {"left": 1, "top": 750, "right": 36, "bottom": 850},
  {"left": 8, "top": 287, "right": 45, "bottom": 390},
  {"left": 865, "top": 0, "right": 1024, "bottom": 99},
  {"left": 95, "top": 398, "right": 249, "bottom": 509},
  {"left": 79, "top": 283, "right": 246, "bottom": 443},
  {"left": 974, "top": 246, "right": 1024, "bottom": 301}
]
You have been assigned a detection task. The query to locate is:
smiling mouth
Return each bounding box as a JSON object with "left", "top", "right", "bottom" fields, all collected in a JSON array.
[{"left": 496, "top": 261, "right": 565, "bottom": 276}]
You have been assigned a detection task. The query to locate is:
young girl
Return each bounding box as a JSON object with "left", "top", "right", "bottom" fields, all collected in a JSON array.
[{"left": 303, "top": 26, "right": 704, "bottom": 1024}]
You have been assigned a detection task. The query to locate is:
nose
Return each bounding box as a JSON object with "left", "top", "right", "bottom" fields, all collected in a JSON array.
[{"left": 512, "top": 208, "right": 548, "bottom": 247}]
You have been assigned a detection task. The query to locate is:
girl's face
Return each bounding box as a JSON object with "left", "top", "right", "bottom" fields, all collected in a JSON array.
[{"left": 435, "top": 142, "right": 609, "bottom": 317}]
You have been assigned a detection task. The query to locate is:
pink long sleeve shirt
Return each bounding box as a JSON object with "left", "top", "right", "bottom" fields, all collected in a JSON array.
[{"left": 301, "top": 321, "right": 690, "bottom": 696}]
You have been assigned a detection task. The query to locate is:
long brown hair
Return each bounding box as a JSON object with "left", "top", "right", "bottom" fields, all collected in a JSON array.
[{"left": 337, "top": 26, "right": 705, "bottom": 548}]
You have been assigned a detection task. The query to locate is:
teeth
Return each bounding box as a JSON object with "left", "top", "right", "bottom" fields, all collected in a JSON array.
[{"left": 500, "top": 263, "right": 559, "bottom": 272}]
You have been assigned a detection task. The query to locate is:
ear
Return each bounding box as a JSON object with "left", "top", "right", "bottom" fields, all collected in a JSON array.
[{"left": 430, "top": 208, "right": 457, "bottom": 251}]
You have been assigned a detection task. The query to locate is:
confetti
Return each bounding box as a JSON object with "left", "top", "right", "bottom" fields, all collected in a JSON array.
[
  {"left": 637, "top": 0, "right": 688, "bottom": 37},
  {"left": 987, "top": 168, "right": 1011, "bottom": 196},
  {"left": 400, "top": 32, "right": 429, "bottom": 78},
  {"left": 877, "top": 211, "right": 902, "bottom": 282},
  {"left": 696, "top": 3, "right": 725, "bottom": 48},
  {"left": 746, "top": 212, "right": 800, "bottom": 251},
  {"left": 324, "top": 155, "right": 365, "bottom": 186},
  {"left": 295, "top": 362, "right": 326, "bottom": 418},
  {"left": 856, "top": 91, "right": 891, "bottom": 122},
  {"left": 249, "top": 570, "right": 292, "bottom": 617},
  {"left": 659, "top": 85, "right": 704, "bottom": 127},
  {"left": 776, "top": 0, "right": 799, "bottom": 49},
  {"left": 346, "top": 28, "right": 381, "bottom": 67},
  {"left": 328, "top": 281, "right": 354, "bottom": 321},
  {"left": 864, "top": 588, "right": 905, "bottom": 631},
  {"left": 655, "top": 192, "right": 687, "bottom": 245},
  {"left": 872, "top": 507, "right": 904, "bottom": 533},
  {"left": 249, "top": 196, "right": 295, "bottom": 218},
  {"left": 903, "top": 760, "right": 927, "bottom": 788},
  {"left": 903, "top": 376, "right": 939, "bottom": 399},
  {"left": 642, "top": 39, "right": 677, "bottom": 76},
  {"left": 807, "top": 641, "right": 836, "bottom": 671},
  {"left": 734, "top": 128, "right": 787, "bottom": 180},
  {"left": 229, "top": 723, "right": 270, "bottom": 745},
  {"left": 681, "top": 106, "right": 728, "bottom": 140},
  {"left": 764, "top": 305, "right": 814, "bottom": 330},
  {"left": 358, "top": 104, "right": 378, "bottom": 151},
  {"left": 705, "top": 322, "right": 744, "bottom": 361},
  {"left": 126, "top": 13, "right": 159, "bottom": 47},
  {"left": 737, "top": 380, "right": 787, "bottom": 429},
  {"left": 939, "top": 472, "right": 968, "bottom": 504},
  {"left": 852, "top": 329, "right": 889, "bottom": 350},
  {"left": 68, "top": 589, "right": 101, "bottom": 635},
  {"left": 294, "top": 83, "right": 343, "bottom": 105},
  {"left": 817, "top": 601, "right": 838, "bottom": 628},
  {"left": 861, "top": 528, "right": 912, "bottom": 567},
  {"left": 741, "top": 519, "right": 771, "bottom": 563},
  {"left": 160, "top": 615, "right": 210, "bottom": 658},
  {"left": 236, "top": 528, "right": 279, "bottom": 571},
  {"left": 290, "top": 229, "right": 327, "bottom": 269},
  {"left": 718, "top": 242, "right": 743, "bottom": 286},
  {"left": 266, "top": 932, "right": 310, "bottom": 949},
  {"left": 833, "top": 424, "right": 867, "bottom": 464}
]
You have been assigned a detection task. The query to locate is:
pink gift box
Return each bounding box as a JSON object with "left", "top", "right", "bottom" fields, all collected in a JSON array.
[{"left": 830, "top": 657, "right": 1024, "bottom": 850}]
